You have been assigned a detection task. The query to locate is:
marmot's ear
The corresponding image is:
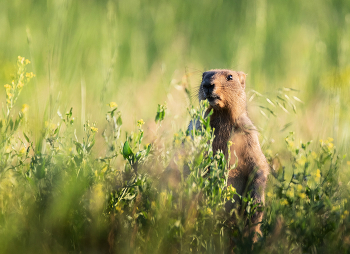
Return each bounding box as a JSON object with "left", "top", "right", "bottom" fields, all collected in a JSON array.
[{"left": 237, "top": 72, "right": 247, "bottom": 88}]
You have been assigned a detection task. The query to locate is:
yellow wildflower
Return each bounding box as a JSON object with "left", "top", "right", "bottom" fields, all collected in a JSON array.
[
  {"left": 137, "top": 119, "right": 145, "bottom": 128},
  {"left": 108, "top": 102, "right": 118, "bottom": 108},
  {"left": 286, "top": 189, "right": 294, "bottom": 198},
  {"left": 115, "top": 204, "right": 124, "bottom": 214},
  {"left": 17, "top": 81, "right": 24, "bottom": 88},
  {"left": 227, "top": 141, "right": 233, "bottom": 147},
  {"left": 327, "top": 137, "right": 334, "bottom": 142},
  {"left": 19, "top": 147, "right": 26, "bottom": 155},
  {"left": 25, "top": 72, "right": 35, "bottom": 78},
  {"left": 280, "top": 199, "right": 288, "bottom": 206},
  {"left": 206, "top": 208, "right": 213, "bottom": 215},
  {"left": 101, "top": 165, "right": 108, "bottom": 173},
  {"left": 297, "top": 156, "right": 307, "bottom": 166},
  {"left": 21, "top": 104, "right": 29, "bottom": 113},
  {"left": 299, "top": 193, "right": 306, "bottom": 199},
  {"left": 297, "top": 184, "right": 303, "bottom": 192},
  {"left": 265, "top": 149, "right": 272, "bottom": 156},
  {"left": 332, "top": 205, "right": 340, "bottom": 211},
  {"left": 4, "top": 84, "right": 11, "bottom": 89},
  {"left": 328, "top": 143, "right": 334, "bottom": 149},
  {"left": 5, "top": 145, "right": 11, "bottom": 153},
  {"left": 7, "top": 92, "right": 13, "bottom": 99},
  {"left": 50, "top": 123, "right": 57, "bottom": 130},
  {"left": 316, "top": 169, "right": 321, "bottom": 178},
  {"left": 311, "top": 151, "right": 317, "bottom": 159},
  {"left": 229, "top": 185, "right": 236, "bottom": 193},
  {"left": 267, "top": 192, "right": 273, "bottom": 197},
  {"left": 18, "top": 56, "right": 25, "bottom": 63},
  {"left": 91, "top": 126, "right": 98, "bottom": 133},
  {"left": 344, "top": 210, "right": 349, "bottom": 216},
  {"left": 25, "top": 59, "right": 31, "bottom": 64}
]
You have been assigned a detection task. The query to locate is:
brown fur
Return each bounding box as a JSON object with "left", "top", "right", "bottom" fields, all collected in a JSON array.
[{"left": 197, "top": 69, "right": 269, "bottom": 240}]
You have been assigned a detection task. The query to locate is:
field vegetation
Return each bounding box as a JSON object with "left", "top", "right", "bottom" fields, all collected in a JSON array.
[{"left": 1, "top": 0, "right": 350, "bottom": 253}]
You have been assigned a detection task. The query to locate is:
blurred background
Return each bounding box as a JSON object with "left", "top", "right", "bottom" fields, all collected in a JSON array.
[{"left": 0, "top": 0, "right": 349, "bottom": 154}]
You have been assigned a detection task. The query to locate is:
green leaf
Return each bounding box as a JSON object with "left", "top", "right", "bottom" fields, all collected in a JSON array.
[
  {"left": 280, "top": 122, "right": 293, "bottom": 132},
  {"left": 23, "top": 132, "right": 30, "bottom": 142},
  {"left": 14, "top": 118, "right": 20, "bottom": 131},
  {"left": 194, "top": 151, "right": 204, "bottom": 167},
  {"left": 123, "top": 141, "right": 133, "bottom": 159},
  {"left": 259, "top": 106, "right": 276, "bottom": 116},
  {"left": 109, "top": 107, "right": 118, "bottom": 118},
  {"left": 86, "top": 140, "right": 95, "bottom": 153},
  {"left": 74, "top": 141, "right": 83, "bottom": 154},
  {"left": 74, "top": 155, "right": 82, "bottom": 165},
  {"left": 135, "top": 151, "right": 143, "bottom": 161},
  {"left": 66, "top": 108, "right": 73, "bottom": 118},
  {"left": 117, "top": 115, "right": 122, "bottom": 126},
  {"left": 155, "top": 104, "right": 166, "bottom": 123},
  {"left": 9, "top": 119, "right": 13, "bottom": 130},
  {"left": 145, "top": 143, "right": 151, "bottom": 155}
]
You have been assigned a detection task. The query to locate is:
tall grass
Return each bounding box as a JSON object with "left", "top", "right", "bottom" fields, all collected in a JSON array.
[
  {"left": 0, "top": 0, "right": 350, "bottom": 253},
  {"left": 1, "top": 0, "right": 349, "bottom": 144}
]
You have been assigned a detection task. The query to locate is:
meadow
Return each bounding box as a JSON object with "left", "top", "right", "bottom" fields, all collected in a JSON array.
[{"left": 1, "top": 0, "right": 350, "bottom": 253}]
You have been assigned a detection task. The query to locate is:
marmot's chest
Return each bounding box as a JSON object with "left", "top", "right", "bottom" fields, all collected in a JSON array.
[
  {"left": 211, "top": 120, "right": 243, "bottom": 149},
  {"left": 229, "top": 132, "right": 249, "bottom": 168},
  {"left": 211, "top": 123, "right": 249, "bottom": 166},
  {"left": 211, "top": 122, "right": 231, "bottom": 155}
]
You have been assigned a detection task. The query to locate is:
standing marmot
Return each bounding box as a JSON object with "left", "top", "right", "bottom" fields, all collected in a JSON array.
[{"left": 193, "top": 69, "right": 269, "bottom": 240}]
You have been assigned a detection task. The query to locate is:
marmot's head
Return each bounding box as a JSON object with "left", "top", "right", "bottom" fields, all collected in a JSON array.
[{"left": 199, "top": 69, "right": 247, "bottom": 115}]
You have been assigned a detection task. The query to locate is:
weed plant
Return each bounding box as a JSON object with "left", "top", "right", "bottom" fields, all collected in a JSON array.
[{"left": 0, "top": 58, "right": 349, "bottom": 254}]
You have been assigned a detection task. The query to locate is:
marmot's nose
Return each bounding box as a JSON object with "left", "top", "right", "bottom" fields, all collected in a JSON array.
[{"left": 202, "top": 81, "right": 215, "bottom": 95}]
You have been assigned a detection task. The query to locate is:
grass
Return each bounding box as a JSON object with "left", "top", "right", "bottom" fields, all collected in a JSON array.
[{"left": 0, "top": 0, "right": 350, "bottom": 253}]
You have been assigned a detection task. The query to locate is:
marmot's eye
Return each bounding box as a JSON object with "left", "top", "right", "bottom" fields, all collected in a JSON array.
[{"left": 226, "top": 75, "right": 233, "bottom": 81}]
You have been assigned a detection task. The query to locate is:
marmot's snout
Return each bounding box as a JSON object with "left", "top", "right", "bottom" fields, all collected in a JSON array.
[
  {"left": 202, "top": 81, "right": 215, "bottom": 97},
  {"left": 201, "top": 79, "right": 220, "bottom": 105}
]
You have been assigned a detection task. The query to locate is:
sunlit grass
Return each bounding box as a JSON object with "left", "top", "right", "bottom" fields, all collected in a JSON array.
[{"left": 1, "top": 0, "right": 350, "bottom": 253}]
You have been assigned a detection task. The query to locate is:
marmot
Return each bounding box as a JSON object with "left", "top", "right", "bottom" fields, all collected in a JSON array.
[{"left": 192, "top": 69, "right": 269, "bottom": 240}]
